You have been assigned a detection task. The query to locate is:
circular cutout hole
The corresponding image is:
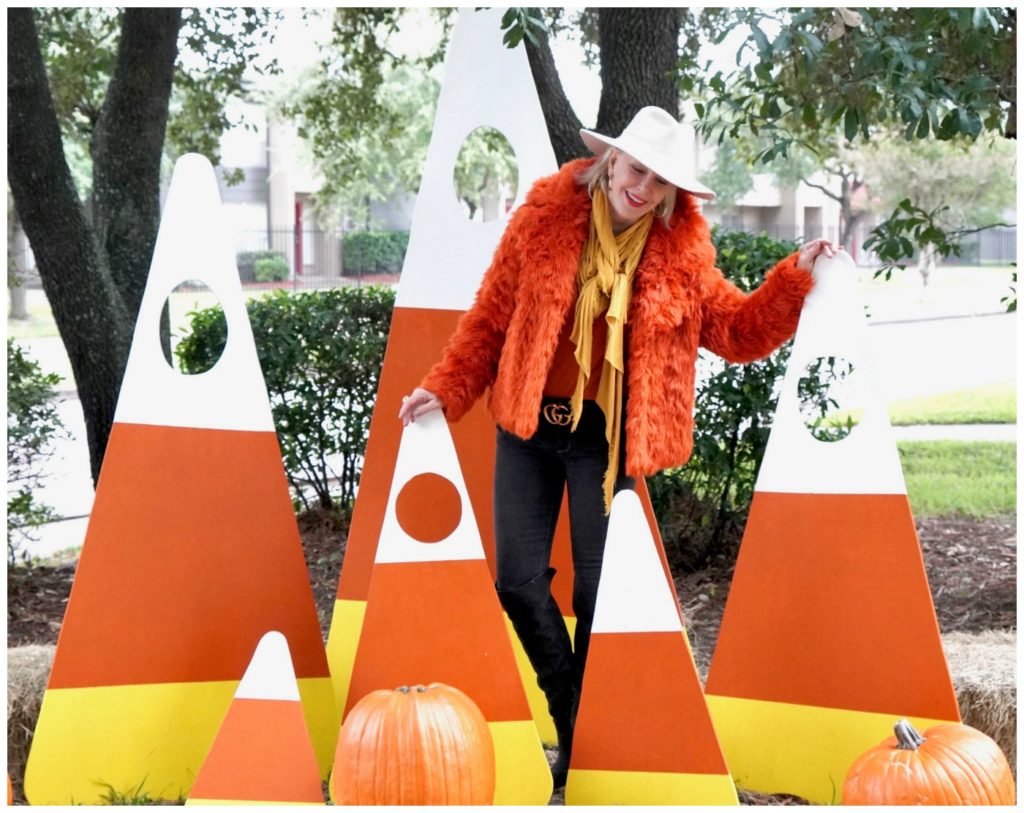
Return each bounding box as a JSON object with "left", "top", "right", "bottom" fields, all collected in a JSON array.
[
  {"left": 395, "top": 473, "right": 463, "bottom": 543},
  {"left": 163, "top": 280, "right": 227, "bottom": 374},
  {"left": 797, "top": 355, "right": 861, "bottom": 442},
  {"left": 453, "top": 126, "right": 519, "bottom": 222}
]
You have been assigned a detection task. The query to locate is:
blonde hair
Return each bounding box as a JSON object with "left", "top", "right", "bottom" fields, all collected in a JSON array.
[{"left": 576, "top": 148, "right": 678, "bottom": 229}]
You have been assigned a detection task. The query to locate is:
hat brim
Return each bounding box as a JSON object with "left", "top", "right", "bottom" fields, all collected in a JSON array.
[{"left": 580, "top": 127, "right": 716, "bottom": 202}]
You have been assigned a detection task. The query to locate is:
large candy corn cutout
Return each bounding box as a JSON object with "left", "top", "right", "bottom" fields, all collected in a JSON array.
[
  {"left": 567, "top": 490, "right": 738, "bottom": 805},
  {"left": 325, "top": 5, "right": 673, "bottom": 750},
  {"left": 24, "top": 155, "right": 337, "bottom": 805},
  {"left": 187, "top": 632, "right": 323, "bottom": 806},
  {"left": 705, "top": 252, "right": 960, "bottom": 803},
  {"left": 341, "top": 410, "right": 551, "bottom": 804}
]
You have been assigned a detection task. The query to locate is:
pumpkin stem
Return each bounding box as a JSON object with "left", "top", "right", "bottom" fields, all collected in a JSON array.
[
  {"left": 397, "top": 685, "right": 410, "bottom": 694},
  {"left": 894, "top": 719, "right": 926, "bottom": 750},
  {"left": 415, "top": 685, "right": 427, "bottom": 693}
]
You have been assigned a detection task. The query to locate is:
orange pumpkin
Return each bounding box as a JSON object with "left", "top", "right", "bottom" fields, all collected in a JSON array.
[
  {"left": 331, "top": 683, "right": 495, "bottom": 805},
  {"left": 843, "top": 719, "right": 1016, "bottom": 805}
]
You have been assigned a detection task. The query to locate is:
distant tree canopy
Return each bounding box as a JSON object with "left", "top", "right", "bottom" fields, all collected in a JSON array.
[
  {"left": 680, "top": 7, "right": 1015, "bottom": 281},
  {"left": 303, "top": 7, "right": 1014, "bottom": 273},
  {"left": 690, "top": 8, "right": 1014, "bottom": 154}
]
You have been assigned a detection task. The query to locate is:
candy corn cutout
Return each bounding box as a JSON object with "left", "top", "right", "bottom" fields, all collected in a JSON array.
[
  {"left": 340, "top": 410, "right": 551, "bottom": 805},
  {"left": 705, "top": 251, "right": 960, "bottom": 803},
  {"left": 567, "top": 490, "right": 738, "bottom": 805},
  {"left": 325, "top": 6, "right": 673, "bottom": 751},
  {"left": 187, "top": 632, "right": 323, "bottom": 806},
  {"left": 24, "top": 155, "right": 337, "bottom": 805}
]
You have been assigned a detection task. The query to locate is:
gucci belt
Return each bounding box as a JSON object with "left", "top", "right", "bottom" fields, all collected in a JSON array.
[{"left": 542, "top": 401, "right": 573, "bottom": 426}]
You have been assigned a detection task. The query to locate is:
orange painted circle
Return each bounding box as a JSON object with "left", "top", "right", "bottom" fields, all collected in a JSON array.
[{"left": 395, "top": 473, "right": 462, "bottom": 543}]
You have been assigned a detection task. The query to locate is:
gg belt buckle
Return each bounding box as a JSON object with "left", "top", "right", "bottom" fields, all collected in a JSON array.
[{"left": 542, "top": 402, "right": 572, "bottom": 426}]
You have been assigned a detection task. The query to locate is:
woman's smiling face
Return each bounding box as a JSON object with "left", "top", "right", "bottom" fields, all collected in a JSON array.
[{"left": 606, "top": 149, "right": 672, "bottom": 232}]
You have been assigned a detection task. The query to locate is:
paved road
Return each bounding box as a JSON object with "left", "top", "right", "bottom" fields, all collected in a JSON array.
[{"left": 12, "top": 310, "right": 1017, "bottom": 560}]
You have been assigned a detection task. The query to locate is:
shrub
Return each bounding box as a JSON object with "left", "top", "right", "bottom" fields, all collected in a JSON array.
[
  {"left": 648, "top": 229, "right": 839, "bottom": 573},
  {"left": 7, "top": 340, "right": 68, "bottom": 564},
  {"left": 342, "top": 231, "right": 409, "bottom": 276},
  {"left": 176, "top": 286, "right": 395, "bottom": 511},
  {"left": 236, "top": 249, "right": 289, "bottom": 283},
  {"left": 253, "top": 255, "right": 290, "bottom": 283}
]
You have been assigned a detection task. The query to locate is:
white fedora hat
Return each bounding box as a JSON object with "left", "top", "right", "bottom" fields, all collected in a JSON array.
[{"left": 580, "top": 106, "right": 715, "bottom": 201}]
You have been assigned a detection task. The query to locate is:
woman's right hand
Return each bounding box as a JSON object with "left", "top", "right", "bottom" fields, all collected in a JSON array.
[{"left": 398, "top": 387, "right": 443, "bottom": 425}]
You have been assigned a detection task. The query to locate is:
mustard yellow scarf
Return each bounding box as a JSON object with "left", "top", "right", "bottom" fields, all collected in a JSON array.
[{"left": 569, "top": 186, "right": 653, "bottom": 513}]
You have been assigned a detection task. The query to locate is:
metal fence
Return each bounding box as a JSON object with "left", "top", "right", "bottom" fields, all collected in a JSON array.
[{"left": 234, "top": 228, "right": 405, "bottom": 291}]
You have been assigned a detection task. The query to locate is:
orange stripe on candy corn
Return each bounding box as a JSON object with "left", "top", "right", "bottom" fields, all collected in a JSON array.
[
  {"left": 346, "top": 560, "right": 533, "bottom": 721},
  {"left": 189, "top": 699, "right": 323, "bottom": 804},
  {"left": 47, "top": 422, "right": 329, "bottom": 689},
  {"left": 573, "top": 631, "right": 728, "bottom": 775},
  {"left": 706, "top": 491, "right": 958, "bottom": 720}
]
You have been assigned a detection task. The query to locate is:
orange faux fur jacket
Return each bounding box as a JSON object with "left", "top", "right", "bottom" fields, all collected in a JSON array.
[{"left": 421, "top": 157, "right": 814, "bottom": 477}]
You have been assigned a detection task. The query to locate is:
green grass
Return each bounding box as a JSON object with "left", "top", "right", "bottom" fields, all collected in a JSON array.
[
  {"left": 7, "top": 291, "right": 59, "bottom": 338},
  {"left": 898, "top": 440, "right": 1017, "bottom": 517},
  {"left": 887, "top": 383, "right": 1017, "bottom": 425}
]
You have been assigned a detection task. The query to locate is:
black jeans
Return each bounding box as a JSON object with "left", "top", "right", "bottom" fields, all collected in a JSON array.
[{"left": 493, "top": 399, "right": 635, "bottom": 681}]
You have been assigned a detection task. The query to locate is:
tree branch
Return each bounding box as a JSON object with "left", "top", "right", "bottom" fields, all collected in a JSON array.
[
  {"left": 799, "top": 176, "right": 844, "bottom": 204},
  {"left": 523, "top": 28, "right": 585, "bottom": 165},
  {"left": 92, "top": 7, "right": 182, "bottom": 322},
  {"left": 7, "top": 7, "right": 132, "bottom": 484}
]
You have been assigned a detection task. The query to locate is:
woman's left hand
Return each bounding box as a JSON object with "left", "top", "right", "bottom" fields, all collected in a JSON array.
[{"left": 797, "top": 238, "right": 843, "bottom": 272}]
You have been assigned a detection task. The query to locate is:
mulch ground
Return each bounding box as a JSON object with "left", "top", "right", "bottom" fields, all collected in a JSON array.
[
  {"left": 9, "top": 513, "right": 1014, "bottom": 650},
  {"left": 7, "top": 511, "right": 1015, "bottom": 805},
  {"left": 677, "top": 514, "right": 1017, "bottom": 682}
]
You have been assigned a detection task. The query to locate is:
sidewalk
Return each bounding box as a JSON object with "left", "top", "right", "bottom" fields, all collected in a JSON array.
[{"left": 890, "top": 424, "right": 1018, "bottom": 442}]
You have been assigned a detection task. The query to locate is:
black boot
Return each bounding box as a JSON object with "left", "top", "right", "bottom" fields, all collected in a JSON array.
[
  {"left": 497, "top": 568, "right": 578, "bottom": 789},
  {"left": 546, "top": 678, "right": 578, "bottom": 790}
]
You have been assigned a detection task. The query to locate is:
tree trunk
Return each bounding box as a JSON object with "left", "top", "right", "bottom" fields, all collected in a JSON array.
[
  {"left": 8, "top": 8, "right": 132, "bottom": 485},
  {"left": 595, "top": 9, "right": 681, "bottom": 136},
  {"left": 840, "top": 206, "right": 867, "bottom": 252},
  {"left": 8, "top": 8, "right": 182, "bottom": 485},
  {"left": 7, "top": 207, "right": 30, "bottom": 320},
  {"left": 915, "top": 243, "right": 936, "bottom": 287},
  {"left": 93, "top": 8, "right": 181, "bottom": 361},
  {"left": 8, "top": 283, "right": 29, "bottom": 320},
  {"left": 524, "top": 9, "right": 684, "bottom": 165},
  {"left": 524, "top": 34, "right": 586, "bottom": 165}
]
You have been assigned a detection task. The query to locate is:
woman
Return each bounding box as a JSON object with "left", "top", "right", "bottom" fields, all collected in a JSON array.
[{"left": 399, "top": 106, "right": 838, "bottom": 788}]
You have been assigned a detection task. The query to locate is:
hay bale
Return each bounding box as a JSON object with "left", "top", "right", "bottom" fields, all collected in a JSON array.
[
  {"left": 7, "top": 645, "right": 54, "bottom": 804},
  {"left": 942, "top": 630, "right": 1016, "bottom": 773}
]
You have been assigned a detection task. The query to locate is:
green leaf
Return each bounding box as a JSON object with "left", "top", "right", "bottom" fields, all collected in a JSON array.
[
  {"left": 750, "top": 23, "right": 770, "bottom": 57},
  {"left": 500, "top": 8, "right": 517, "bottom": 28},
  {"left": 915, "top": 112, "right": 930, "bottom": 138},
  {"left": 937, "top": 109, "right": 959, "bottom": 139},
  {"left": 965, "top": 109, "right": 983, "bottom": 137},
  {"left": 844, "top": 107, "right": 858, "bottom": 141},
  {"left": 802, "top": 30, "right": 824, "bottom": 53}
]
